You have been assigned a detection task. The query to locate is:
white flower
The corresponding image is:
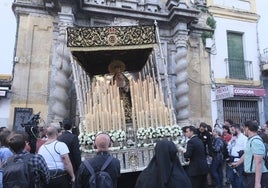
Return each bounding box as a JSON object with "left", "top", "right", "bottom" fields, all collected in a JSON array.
[
  {"left": 137, "top": 128, "right": 148, "bottom": 140},
  {"left": 108, "top": 130, "right": 126, "bottom": 142},
  {"left": 79, "top": 132, "right": 95, "bottom": 146},
  {"left": 171, "top": 124, "right": 182, "bottom": 137}
]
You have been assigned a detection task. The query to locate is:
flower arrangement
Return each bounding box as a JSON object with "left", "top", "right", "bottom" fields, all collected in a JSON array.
[
  {"left": 78, "top": 129, "right": 127, "bottom": 153},
  {"left": 78, "top": 132, "right": 95, "bottom": 146},
  {"left": 171, "top": 124, "right": 183, "bottom": 137},
  {"left": 108, "top": 129, "right": 126, "bottom": 143},
  {"left": 78, "top": 125, "right": 184, "bottom": 151},
  {"left": 137, "top": 127, "right": 157, "bottom": 140},
  {"left": 136, "top": 125, "right": 183, "bottom": 147},
  {"left": 137, "top": 125, "right": 182, "bottom": 139}
]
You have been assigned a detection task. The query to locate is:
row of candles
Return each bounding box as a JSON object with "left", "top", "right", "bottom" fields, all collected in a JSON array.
[
  {"left": 84, "top": 74, "right": 174, "bottom": 133},
  {"left": 85, "top": 78, "right": 125, "bottom": 133},
  {"left": 130, "top": 75, "right": 174, "bottom": 129}
]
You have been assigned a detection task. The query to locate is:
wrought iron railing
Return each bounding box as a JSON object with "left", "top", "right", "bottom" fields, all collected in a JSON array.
[{"left": 225, "top": 58, "right": 253, "bottom": 80}]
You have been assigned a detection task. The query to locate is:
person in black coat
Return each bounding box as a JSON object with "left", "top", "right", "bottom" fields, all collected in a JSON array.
[
  {"left": 135, "top": 140, "right": 191, "bottom": 188},
  {"left": 196, "top": 122, "right": 213, "bottom": 156},
  {"left": 57, "top": 119, "right": 81, "bottom": 173},
  {"left": 179, "top": 126, "right": 209, "bottom": 188}
]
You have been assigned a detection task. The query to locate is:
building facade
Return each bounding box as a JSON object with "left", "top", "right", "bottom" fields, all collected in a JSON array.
[
  {"left": 257, "top": 0, "right": 268, "bottom": 122},
  {"left": 9, "top": 0, "right": 216, "bottom": 129},
  {"left": 207, "top": 0, "right": 265, "bottom": 125}
]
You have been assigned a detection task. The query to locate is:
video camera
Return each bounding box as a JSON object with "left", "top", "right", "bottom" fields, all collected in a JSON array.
[
  {"left": 21, "top": 112, "right": 41, "bottom": 154},
  {"left": 21, "top": 112, "right": 41, "bottom": 128}
]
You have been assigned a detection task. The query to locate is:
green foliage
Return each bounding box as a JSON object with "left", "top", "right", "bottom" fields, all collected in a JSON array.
[
  {"left": 201, "top": 31, "right": 213, "bottom": 44},
  {"left": 206, "top": 17, "right": 216, "bottom": 29},
  {"left": 200, "top": 7, "right": 208, "bottom": 13}
]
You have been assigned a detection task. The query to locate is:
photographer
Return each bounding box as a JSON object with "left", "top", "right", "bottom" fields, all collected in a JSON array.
[{"left": 226, "top": 123, "right": 247, "bottom": 188}]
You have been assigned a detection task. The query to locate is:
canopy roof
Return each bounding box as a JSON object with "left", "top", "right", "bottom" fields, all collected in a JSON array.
[{"left": 67, "top": 25, "right": 156, "bottom": 75}]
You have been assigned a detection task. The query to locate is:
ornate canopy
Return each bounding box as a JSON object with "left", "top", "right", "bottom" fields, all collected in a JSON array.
[{"left": 67, "top": 25, "right": 156, "bottom": 75}]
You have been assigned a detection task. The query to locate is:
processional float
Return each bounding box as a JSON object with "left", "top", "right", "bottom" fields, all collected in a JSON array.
[{"left": 67, "top": 23, "right": 187, "bottom": 172}]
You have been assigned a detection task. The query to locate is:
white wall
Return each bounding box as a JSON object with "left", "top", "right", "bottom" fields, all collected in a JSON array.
[
  {"left": 256, "top": 0, "right": 268, "bottom": 53},
  {"left": 211, "top": 17, "right": 260, "bottom": 81},
  {"left": 214, "top": 0, "right": 250, "bottom": 11},
  {"left": 0, "top": 93, "right": 11, "bottom": 127}
]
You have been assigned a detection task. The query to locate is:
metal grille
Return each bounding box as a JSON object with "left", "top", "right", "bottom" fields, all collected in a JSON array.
[{"left": 223, "top": 99, "right": 259, "bottom": 125}]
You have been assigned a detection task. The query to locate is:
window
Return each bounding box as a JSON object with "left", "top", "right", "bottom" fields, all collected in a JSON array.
[{"left": 227, "top": 32, "right": 246, "bottom": 79}]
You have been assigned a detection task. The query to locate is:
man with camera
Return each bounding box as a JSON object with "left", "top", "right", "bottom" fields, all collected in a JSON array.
[{"left": 226, "top": 123, "right": 247, "bottom": 188}]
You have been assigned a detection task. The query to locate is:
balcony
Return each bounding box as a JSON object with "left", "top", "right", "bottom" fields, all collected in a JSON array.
[
  {"left": 225, "top": 58, "right": 253, "bottom": 80},
  {"left": 260, "top": 48, "right": 268, "bottom": 71}
]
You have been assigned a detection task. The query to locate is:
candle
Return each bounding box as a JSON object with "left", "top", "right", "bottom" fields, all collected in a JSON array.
[{"left": 132, "top": 107, "right": 136, "bottom": 129}]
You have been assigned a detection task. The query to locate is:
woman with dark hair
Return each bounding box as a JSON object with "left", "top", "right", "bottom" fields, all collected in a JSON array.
[
  {"left": 135, "top": 140, "right": 191, "bottom": 188},
  {"left": 222, "top": 125, "right": 232, "bottom": 143}
]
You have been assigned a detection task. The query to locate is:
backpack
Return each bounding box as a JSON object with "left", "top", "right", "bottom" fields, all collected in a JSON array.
[
  {"left": 250, "top": 137, "right": 268, "bottom": 171},
  {"left": 83, "top": 156, "right": 114, "bottom": 188},
  {"left": 3, "top": 153, "right": 34, "bottom": 188}
]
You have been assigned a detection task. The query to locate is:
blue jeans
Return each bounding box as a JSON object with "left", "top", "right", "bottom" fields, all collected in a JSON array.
[
  {"left": 227, "top": 164, "right": 245, "bottom": 188},
  {"left": 211, "top": 157, "right": 223, "bottom": 188}
]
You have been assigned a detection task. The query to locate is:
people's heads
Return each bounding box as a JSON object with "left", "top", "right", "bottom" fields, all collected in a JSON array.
[
  {"left": 224, "top": 119, "right": 233, "bottom": 127},
  {"left": 185, "top": 126, "right": 196, "bottom": 138},
  {"left": 262, "top": 121, "right": 268, "bottom": 135},
  {"left": 244, "top": 120, "right": 259, "bottom": 137},
  {"left": 153, "top": 140, "right": 182, "bottom": 185},
  {"left": 49, "top": 122, "right": 63, "bottom": 134},
  {"left": 13, "top": 130, "right": 30, "bottom": 143},
  {"left": 94, "top": 132, "right": 111, "bottom": 152},
  {"left": 182, "top": 126, "right": 187, "bottom": 136},
  {"left": 8, "top": 133, "right": 26, "bottom": 154},
  {"left": 199, "top": 122, "right": 207, "bottom": 132},
  {"left": 0, "top": 126, "right": 8, "bottom": 134},
  {"left": 212, "top": 127, "right": 223, "bottom": 137},
  {"left": 206, "top": 124, "right": 212, "bottom": 133},
  {"left": 258, "top": 129, "right": 268, "bottom": 143},
  {"left": 155, "top": 140, "right": 178, "bottom": 162},
  {"left": 222, "top": 125, "right": 231, "bottom": 134},
  {"left": 46, "top": 125, "right": 59, "bottom": 139},
  {"left": 230, "top": 123, "right": 242, "bottom": 136},
  {"left": 62, "top": 119, "right": 73, "bottom": 131},
  {"left": 0, "top": 130, "right": 11, "bottom": 147},
  {"left": 38, "top": 127, "right": 47, "bottom": 138}
]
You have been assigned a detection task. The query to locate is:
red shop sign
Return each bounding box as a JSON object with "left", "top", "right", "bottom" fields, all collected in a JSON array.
[{"left": 234, "top": 87, "right": 266, "bottom": 97}]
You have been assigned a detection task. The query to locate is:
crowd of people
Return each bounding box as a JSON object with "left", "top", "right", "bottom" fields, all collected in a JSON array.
[
  {"left": 0, "top": 118, "right": 268, "bottom": 188},
  {"left": 177, "top": 120, "right": 268, "bottom": 188},
  {"left": 0, "top": 119, "right": 81, "bottom": 188}
]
